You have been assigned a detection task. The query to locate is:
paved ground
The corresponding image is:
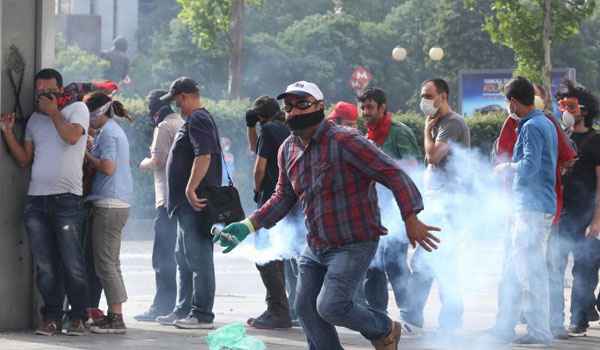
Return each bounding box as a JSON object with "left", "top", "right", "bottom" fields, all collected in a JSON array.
[{"left": 1, "top": 240, "right": 599, "bottom": 349}]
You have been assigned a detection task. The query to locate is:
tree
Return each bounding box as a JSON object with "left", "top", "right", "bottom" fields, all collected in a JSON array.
[
  {"left": 467, "top": 0, "right": 595, "bottom": 85},
  {"left": 338, "top": 0, "right": 400, "bottom": 22},
  {"left": 425, "top": 0, "right": 515, "bottom": 105},
  {"left": 128, "top": 19, "right": 229, "bottom": 99},
  {"left": 244, "top": 0, "right": 332, "bottom": 35},
  {"left": 553, "top": 6, "right": 600, "bottom": 94},
  {"left": 54, "top": 35, "right": 109, "bottom": 83},
  {"left": 177, "top": 0, "right": 262, "bottom": 99},
  {"left": 137, "top": 0, "right": 181, "bottom": 52}
]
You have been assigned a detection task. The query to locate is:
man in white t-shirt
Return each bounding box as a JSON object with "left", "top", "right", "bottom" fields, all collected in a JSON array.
[{"left": 0, "top": 69, "right": 90, "bottom": 336}]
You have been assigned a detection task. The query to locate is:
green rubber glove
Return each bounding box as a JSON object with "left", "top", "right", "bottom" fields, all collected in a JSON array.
[{"left": 213, "top": 218, "right": 255, "bottom": 253}]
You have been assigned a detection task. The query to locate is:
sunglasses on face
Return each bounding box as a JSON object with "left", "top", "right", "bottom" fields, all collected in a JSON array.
[
  {"left": 558, "top": 98, "right": 584, "bottom": 113},
  {"left": 283, "top": 99, "right": 319, "bottom": 113}
]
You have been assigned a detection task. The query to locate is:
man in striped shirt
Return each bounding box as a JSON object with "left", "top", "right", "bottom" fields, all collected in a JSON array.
[{"left": 215, "top": 81, "right": 440, "bottom": 350}]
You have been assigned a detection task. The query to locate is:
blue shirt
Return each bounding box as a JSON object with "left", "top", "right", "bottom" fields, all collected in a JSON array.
[
  {"left": 512, "top": 109, "right": 557, "bottom": 213},
  {"left": 87, "top": 119, "right": 133, "bottom": 204}
]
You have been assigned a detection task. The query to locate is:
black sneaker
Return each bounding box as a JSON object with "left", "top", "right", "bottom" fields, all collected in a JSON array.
[
  {"left": 90, "top": 313, "right": 127, "bottom": 334},
  {"left": 567, "top": 324, "right": 587, "bottom": 337},
  {"left": 512, "top": 334, "right": 551, "bottom": 347},
  {"left": 589, "top": 307, "right": 600, "bottom": 322},
  {"left": 247, "top": 311, "right": 291, "bottom": 329}
]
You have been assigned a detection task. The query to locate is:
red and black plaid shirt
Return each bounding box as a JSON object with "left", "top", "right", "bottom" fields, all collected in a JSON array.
[{"left": 250, "top": 120, "right": 423, "bottom": 250}]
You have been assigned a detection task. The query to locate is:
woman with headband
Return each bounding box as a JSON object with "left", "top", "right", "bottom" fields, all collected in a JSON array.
[{"left": 83, "top": 92, "right": 133, "bottom": 334}]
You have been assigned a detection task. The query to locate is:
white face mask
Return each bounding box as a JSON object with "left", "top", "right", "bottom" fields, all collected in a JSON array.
[
  {"left": 420, "top": 98, "right": 439, "bottom": 116},
  {"left": 506, "top": 102, "right": 518, "bottom": 120},
  {"left": 561, "top": 111, "right": 575, "bottom": 130}
]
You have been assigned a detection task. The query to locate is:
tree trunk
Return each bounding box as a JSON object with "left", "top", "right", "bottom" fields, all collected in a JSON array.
[
  {"left": 228, "top": 0, "right": 244, "bottom": 99},
  {"left": 542, "top": 0, "right": 552, "bottom": 111}
]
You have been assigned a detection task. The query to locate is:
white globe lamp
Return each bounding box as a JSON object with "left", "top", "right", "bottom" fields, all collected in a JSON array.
[
  {"left": 429, "top": 47, "right": 444, "bottom": 61},
  {"left": 392, "top": 47, "right": 407, "bottom": 62}
]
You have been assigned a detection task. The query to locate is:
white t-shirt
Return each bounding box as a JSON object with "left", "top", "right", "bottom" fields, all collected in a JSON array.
[{"left": 25, "top": 102, "right": 89, "bottom": 196}]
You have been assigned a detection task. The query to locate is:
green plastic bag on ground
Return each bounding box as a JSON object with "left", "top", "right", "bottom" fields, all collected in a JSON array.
[{"left": 206, "top": 322, "right": 266, "bottom": 350}]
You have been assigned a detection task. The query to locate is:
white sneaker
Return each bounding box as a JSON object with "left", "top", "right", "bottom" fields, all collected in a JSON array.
[
  {"left": 174, "top": 316, "right": 214, "bottom": 330},
  {"left": 399, "top": 320, "right": 423, "bottom": 337}
]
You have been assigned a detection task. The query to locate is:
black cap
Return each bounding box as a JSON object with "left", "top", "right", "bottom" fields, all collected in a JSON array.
[
  {"left": 147, "top": 89, "right": 169, "bottom": 115},
  {"left": 250, "top": 96, "right": 281, "bottom": 119},
  {"left": 160, "top": 77, "right": 200, "bottom": 102}
]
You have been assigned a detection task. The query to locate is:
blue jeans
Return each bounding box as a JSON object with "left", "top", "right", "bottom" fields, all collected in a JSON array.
[
  {"left": 150, "top": 206, "right": 178, "bottom": 314},
  {"left": 364, "top": 237, "right": 409, "bottom": 313},
  {"left": 174, "top": 204, "right": 215, "bottom": 322},
  {"left": 294, "top": 241, "right": 391, "bottom": 350},
  {"left": 547, "top": 210, "right": 584, "bottom": 330},
  {"left": 284, "top": 258, "right": 299, "bottom": 320},
  {"left": 570, "top": 238, "right": 600, "bottom": 329},
  {"left": 401, "top": 245, "right": 463, "bottom": 330},
  {"left": 495, "top": 211, "right": 553, "bottom": 342},
  {"left": 561, "top": 206, "right": 600, "bottom": 328},
  {"left": 24, "top": 194, "right": 88, "bottom": 321}
]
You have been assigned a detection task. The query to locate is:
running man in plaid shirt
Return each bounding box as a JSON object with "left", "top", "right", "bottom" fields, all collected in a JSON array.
[{"left": 214, "top": 81, "right": 440, "bottom": 350}]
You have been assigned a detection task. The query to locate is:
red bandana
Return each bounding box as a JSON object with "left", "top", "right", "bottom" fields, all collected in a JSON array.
[{"left": 367, "top": 112, "right": 393, "bottom": 146}]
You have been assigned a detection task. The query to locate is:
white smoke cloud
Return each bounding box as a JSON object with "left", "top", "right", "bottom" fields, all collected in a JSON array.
[{"left": 222, "top": 142, "right": 520, "bottom": 336}]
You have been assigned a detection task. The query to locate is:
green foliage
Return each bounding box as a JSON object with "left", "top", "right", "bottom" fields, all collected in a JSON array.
[
  {"left": 553, "top": 5, "right": 600, "bottom": 95},
  {"left": 120, "top": 96, "right": 257, "bottom": 214},
  {"left": 427, "top": 0, "right": 516, "bottom": 104},
  {"left": 395, "top": 112, "right": 506, "bottom": 155},
  {"left": 54, "top": 35, "right": 109, "bottom": 83},
  {"left": 245, "top": 0, "right": 332, "bottom": 35},
  {"left": 177, "top": 0, "right": 263, "bottom": 50},
  {"left": 339, "top": 0, "right": 399, "bottom": 22},
  {"left": 468, "top": 0, "right": 596, "bottom": 81},
  {"left": 465, "top": 112, "right": 506, "bottom": 152},
  {"left": 137, "top": 0, "right": 182, "bottom": 52},
  {"left": 127, "top": 19, "right": 228, "bottom": 99},
  {"left": 120, "top": 93, "right": 506, "bottom": 215}
]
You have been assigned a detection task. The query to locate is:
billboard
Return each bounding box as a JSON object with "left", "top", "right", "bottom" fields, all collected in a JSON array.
[{"left": 458, "top": 69, "right": 576, "bottom": 117}]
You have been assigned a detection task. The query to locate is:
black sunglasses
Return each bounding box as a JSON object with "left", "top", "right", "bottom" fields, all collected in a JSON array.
[{"left": 283, "top": 99, "right": 319, "bottom": 113}]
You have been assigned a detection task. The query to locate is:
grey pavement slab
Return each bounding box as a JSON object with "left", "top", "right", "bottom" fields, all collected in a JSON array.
[{"left": 1, "top": 240, "right": 599, "bottom": 349}]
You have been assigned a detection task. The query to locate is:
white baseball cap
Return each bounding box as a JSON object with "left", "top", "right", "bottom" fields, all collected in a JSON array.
[{"left": 277, "top": 81, "right": 324, "bottom": 101}]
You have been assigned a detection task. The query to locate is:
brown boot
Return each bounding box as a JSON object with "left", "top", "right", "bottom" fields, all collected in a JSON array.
[{"left": 371, "top": 321, "right": 401, "bottom": 350}]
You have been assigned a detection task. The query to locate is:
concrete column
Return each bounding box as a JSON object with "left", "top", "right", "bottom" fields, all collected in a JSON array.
[
  {"left": 0, "top": 0, "right": 40, "bottom": 330},
  {"left": 37, "top": 0, "right": 56, "bottom": 68}
]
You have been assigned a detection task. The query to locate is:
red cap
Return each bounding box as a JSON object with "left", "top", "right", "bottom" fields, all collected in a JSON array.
[{"left": 327, "top": 102, "right": 358, "bottom": 123}]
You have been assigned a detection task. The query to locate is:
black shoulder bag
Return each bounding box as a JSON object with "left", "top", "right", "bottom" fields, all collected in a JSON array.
[{"left": 198, "top": 115, "right": 245, "bottom": 225}]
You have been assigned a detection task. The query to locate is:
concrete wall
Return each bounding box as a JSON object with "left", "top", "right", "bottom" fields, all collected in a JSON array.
[
  {"left": 0, "top": 0, "right": 55, "bottom": 330},
  {"left": 68, "top": 0, "right": 139, "bottom": 55}
]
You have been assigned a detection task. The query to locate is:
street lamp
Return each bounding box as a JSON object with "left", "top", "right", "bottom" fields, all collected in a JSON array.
[
  {"left": 392, "top": 47, "right": 407, "bottom": 61},
  {"left": 429, "top": 47, "right": 444, "bottom": 61}
]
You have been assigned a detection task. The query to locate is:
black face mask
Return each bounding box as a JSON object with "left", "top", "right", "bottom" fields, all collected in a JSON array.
[{"left": 286, "top": 109, "right": 325, "bottom": 131}]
